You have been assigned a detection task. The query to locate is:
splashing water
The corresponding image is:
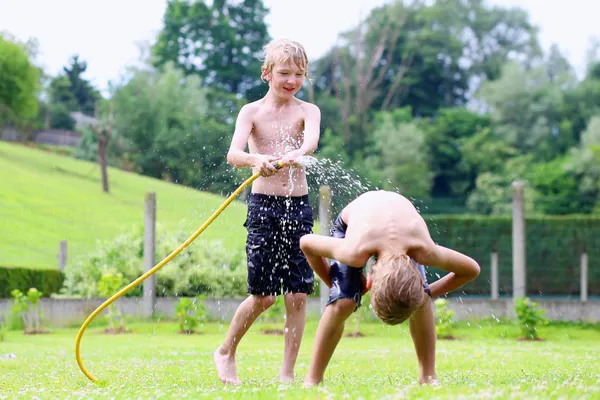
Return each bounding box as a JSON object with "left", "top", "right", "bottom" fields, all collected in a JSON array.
[{"left": 294, "top": 155, "right": 374, "bottom": 205}]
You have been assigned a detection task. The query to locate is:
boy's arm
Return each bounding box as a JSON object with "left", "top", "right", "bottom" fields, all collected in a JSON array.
[
  {"left": 282, "top": 104, "right": 321, "bottom": 164},
  {"left": 414, "top": 245, "right": 480, "bottom": 298},
  {"left": 227, "top": 105, "right": 278, "bottom": 175},
  {"left": 300, "top": 234, "right": 370, "bottom": 287}
]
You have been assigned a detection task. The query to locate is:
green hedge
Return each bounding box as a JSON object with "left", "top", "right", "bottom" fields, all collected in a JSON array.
[
  {"left": 424, "top": 215, "right": 600, "bottom": 296},
  {"left": 0, "top": 267, "right": 65, "bottom": 298}
]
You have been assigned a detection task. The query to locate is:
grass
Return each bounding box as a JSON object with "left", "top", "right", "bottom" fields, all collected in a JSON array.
[
  {"left": 1, "top": 319, "right": 599, "bottom": 399},
  {"left": 0, "top": 141, "right": 251, "bottom": 268}
]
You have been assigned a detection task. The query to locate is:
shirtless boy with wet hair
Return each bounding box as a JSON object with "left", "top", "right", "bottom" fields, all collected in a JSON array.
[
  {"left": 300, "top": 190, "right": 480, "bottom": 387},
  {"left": 214, "top": 38, "right": 321, "bottom": 385}
]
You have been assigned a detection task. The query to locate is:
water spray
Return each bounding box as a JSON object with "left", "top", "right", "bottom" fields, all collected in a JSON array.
[{"left": 74, "top": 160, "right": 285, "bottom": 383}]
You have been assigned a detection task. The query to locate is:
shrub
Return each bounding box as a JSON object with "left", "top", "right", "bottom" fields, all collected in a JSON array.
[
  {"left": 514, "top": 297, "right": 547, "bottom": 340},
  {"left": 435, "top": 299, "right": 455, "bottom": 339},
  {"left": 62, "top": 225, "right": 248, "bottom": 298},
  {"left": 262, "top": 295, "right": 285, "bottom": 323},
  {"left": 97, "top": 272, "right": 127, "bottom": 332},
  {"left": 175, "top": 296, "right": 206, "bottom": 333},
  {"left": 11, "top": 288, "right": 44, "bottom": 333},
  {"left": 0, "top": 267, "right": 64, "bottom": 298},
  {"left": 348, "top": 292, "right": 377, "bottom": 337}
]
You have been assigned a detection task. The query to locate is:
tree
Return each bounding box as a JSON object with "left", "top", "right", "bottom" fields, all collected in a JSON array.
[
  {"left": 476, "top": 61, "right": 571, "bottom": 159},
  {"left": 61, "top": 55, "right": 100, "bottom": 115},
  {"left": 0, "top": 34, "right": 40, "bottom": 124},
  {"left": 424, "top": 108, "right": 491, "bottom": 198},
  {"left": 565, "top": 61, "right": 600, "bottom": 141},
  {"left": 563, "top": 115, "right": 600, "bottom": 212},
  {"left": 466, "top": 156, "right": 537, "bottom": 215},
  {"left": 314, "top": 1, "right": 416, "bottom": 150},
  {"left": 93, "top": 103, "right": 113, "bottom": 193},
  {"left": 152, "top": 0, "right": 270, "bottom": 99},
  {"left": 312, "top": 0, "right": 539, "bottom": 158},
  {"left": 48, "top": 102, "right": 75, "bottom": 130},
  {"left": 526, "top": 156, "right": 590, "bottom": 215},
  {"left": 111, "top": 62, "right": 236, "bottom": 193},
  {"left": 365, "top": 108, "right": 432, "bottom": 199},
  {"left": 47, "top": 55, "right": 100, "bottom": 121},
  {"left": 455, "top": 0, "right": 541, "bottom": 83}
]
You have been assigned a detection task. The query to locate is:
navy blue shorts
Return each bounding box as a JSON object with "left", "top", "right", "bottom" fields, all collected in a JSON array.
[
  {"left": 327, "top": 213, "right": 431, "bottom": 311},
  {"left": 244, "top": 193, "right": 314, "bottom": 296}
]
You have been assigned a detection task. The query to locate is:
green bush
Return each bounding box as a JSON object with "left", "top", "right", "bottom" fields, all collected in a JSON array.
[
  {"left": 348, "top": 292, "right": 378, "bottom": 336},
  {"left": 0, "top": 267, "right": 64, "bottom": 298},
  {"left": 98, "top": 272, "right": 127, "bottom": 332},
  {"left": 62, "top": 225, "right": 248, "bottom": 298},
  {"left": 175, "top": 296, "right": 206, "bottom": 333},
  {"left": 262, "top": 295, "right": 285, "bottom": 323},
  {"left": 435, "top": 299, "right": 455, "bottom": 339},
  {"left": 514, "top": 297, "right": 547, "bottom": 340},
  {"left": 11, "top": 288, "right": 44, "bottom": 333}
]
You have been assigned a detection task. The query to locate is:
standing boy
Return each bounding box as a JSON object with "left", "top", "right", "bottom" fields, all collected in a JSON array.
[
  {"left": 300, "top": 190, "right": 481, "bottom": 387},
  {"left": 214, "top": 38, "right": 321, "bottom": 385}
]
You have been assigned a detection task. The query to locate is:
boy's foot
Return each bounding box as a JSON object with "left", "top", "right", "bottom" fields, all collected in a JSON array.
[
  {"left": 419, "top": 375, "right": 440, "bottom": 385},
  {"left": 213, "top": 348, "right": 241, "bottom": 385},
  {"left": 302, "top": 378, "right": 321, "bottom": 388},
  {"left": 278, "top": 372, "right": 294, "bottom": 384}
]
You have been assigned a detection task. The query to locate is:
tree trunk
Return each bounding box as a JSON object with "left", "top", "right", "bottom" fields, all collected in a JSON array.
[{"left": 98, "top": 134, "right": 109, "bottom": 193}]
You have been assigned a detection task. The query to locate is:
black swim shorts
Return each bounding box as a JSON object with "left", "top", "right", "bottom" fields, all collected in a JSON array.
[
  {"left": 244, "top": 193, "right": 314, "bottom": 296},
  {"left": 327, "top": 213, "right": 431, "bottom": 311}
]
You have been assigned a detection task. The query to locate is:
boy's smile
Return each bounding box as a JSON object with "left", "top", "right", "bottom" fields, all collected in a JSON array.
[{"left": 264, "top": 61, "right": 305, "bottom": 98}]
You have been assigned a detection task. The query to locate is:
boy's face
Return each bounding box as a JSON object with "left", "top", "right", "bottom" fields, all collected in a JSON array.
[{"left": 263, "top": 61, "right": 305, "bottom": 98}]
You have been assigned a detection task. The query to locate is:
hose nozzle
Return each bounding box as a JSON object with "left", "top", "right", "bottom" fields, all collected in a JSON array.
[{"left": 272, "top": 160, "right": 285, "bottom": 170}]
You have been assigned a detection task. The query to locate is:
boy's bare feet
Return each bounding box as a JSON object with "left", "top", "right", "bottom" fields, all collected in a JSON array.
[
  {"left": 278, "top": 371, "right": 294, "bottom": 384},
  {"left": 303, "top": 378, "right": 321, "bottom": 388},
  {"left": 419, "top": 375, "right": 440, "bottom": 385},
  {"left": 214, "top": 348, "right": 241, "bottom": 385}
]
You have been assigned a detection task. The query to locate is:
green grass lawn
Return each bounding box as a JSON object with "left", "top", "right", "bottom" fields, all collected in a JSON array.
[
  {"left": 1, "top": 319, "right": 599, "bottom": 399},
  {"left": 0, "top": 141, "right": 251, "bottom": 268}
]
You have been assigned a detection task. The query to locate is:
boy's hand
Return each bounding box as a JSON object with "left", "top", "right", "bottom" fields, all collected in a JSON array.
[
  {"left": 280, "top": 150, "right": 304, "bottom": 168},
  {"left": 253, "top": 154, "right": 280, "bottom": 176}
]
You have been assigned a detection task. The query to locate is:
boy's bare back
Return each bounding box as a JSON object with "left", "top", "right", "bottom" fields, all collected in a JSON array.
[
  {"left": 341, "top": 190, "right": 434, "bottom": 260},
  {"left": 239, "top": 97, "right": 318, "bottom": 196}
]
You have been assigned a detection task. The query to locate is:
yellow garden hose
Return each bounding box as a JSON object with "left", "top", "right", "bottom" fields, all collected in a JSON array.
[{"left": 75, "top": 161, "right": 284, "bottom": 382}]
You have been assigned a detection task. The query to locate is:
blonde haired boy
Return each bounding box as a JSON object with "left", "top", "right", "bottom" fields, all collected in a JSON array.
[
  {"left": 300, "top": 190, "right": 480, "bottom": 387},
  {"left": 214, "top": 38, "right": 321, "bottom": 385}
]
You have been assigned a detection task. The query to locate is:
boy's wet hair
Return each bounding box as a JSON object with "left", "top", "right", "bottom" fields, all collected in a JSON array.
[
  {"left": 370, "top": 254, "right": 424, "bottom": 325},
  {"left": 261, "top": 38, "right": 310, "bottom": 82}
]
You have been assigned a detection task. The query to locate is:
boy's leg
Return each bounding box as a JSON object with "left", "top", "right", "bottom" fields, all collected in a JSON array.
[
  {"left": 214, "top": 294, "right": 276, "bottom": 385},
  {"left": 278, "top": 194, "right": 314, "bottom": 382},
  {"left": 409, "top": 263, "right": 438, "bottom": 384},
  {"left": 304, "top": 260, "right": 364, "bottom": 387},
  {"left": 279, "top": 292, "right": 307, "bottom": 382},
  {"left": 304, "top": 298, "right": 355, "bottom": 387},
  {"left": 215, "top": 194, "right": 280, "bottom": 385}
]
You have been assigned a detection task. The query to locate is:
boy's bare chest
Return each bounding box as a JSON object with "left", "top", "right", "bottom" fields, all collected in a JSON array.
[{"left": 251, "top": 114, "right": 305, "bottom": 147}]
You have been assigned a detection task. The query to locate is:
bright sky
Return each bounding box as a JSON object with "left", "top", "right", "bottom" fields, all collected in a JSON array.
[{"left": 1, "top": 0, "right": 598, "bottom": 94}]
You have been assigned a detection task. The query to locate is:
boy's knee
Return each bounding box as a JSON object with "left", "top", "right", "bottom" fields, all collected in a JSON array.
[
  {"left": 329, "top": 298, "right": 356, "bottom": 317},
  {"left": 254, "top": 295, "right": 276, "bottom": 310},
  {"left": 285, "top": 293, "right": 307, "bottom": 312}
]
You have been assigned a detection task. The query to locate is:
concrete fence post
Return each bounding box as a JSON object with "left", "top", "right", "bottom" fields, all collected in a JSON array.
[
  {"left": 491, "top": 251, "right": 498, "bottom": 300},
  {"left": 143, "top": 191, "right": 157, "bottom": 318},
  {"left": 58, "top": 240, "right": 67, "bottom": 270},
  {"left": 511, "top": 181, "right": 526, "bottom": 299},
  {"left": 581, "top": 252, "right": 588, "bottom": 303},
  {"left": 318, "top": 186, "right": 332, "bottom": 313}
]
